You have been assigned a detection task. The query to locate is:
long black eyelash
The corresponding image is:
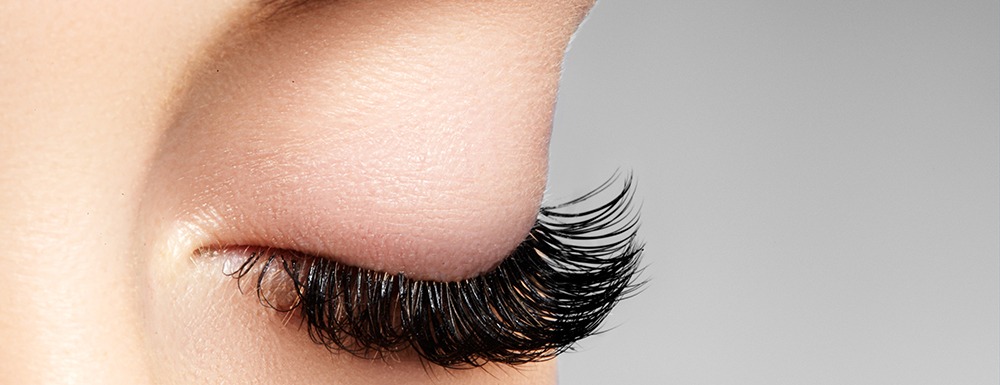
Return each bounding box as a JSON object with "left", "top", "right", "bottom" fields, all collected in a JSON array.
[{"left": 223, "top": 173, "right": 644, "bottom": 368}]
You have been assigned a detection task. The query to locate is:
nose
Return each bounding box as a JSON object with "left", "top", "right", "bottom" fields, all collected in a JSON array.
[
  {"left": 0, "top": 231, "right": 155, "bottom": 384},
  {"left": 0, "top": 0, "right": 220, "bottom": 382}
]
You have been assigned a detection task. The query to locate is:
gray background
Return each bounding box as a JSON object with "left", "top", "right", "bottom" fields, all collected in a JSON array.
[{"left": 548, "top": 1, "right": 999, "bottom": 384}]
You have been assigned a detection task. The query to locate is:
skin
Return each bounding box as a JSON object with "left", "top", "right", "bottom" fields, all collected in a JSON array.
[{"left": 0, "top": 0, "right": 594, "bottom": 384}]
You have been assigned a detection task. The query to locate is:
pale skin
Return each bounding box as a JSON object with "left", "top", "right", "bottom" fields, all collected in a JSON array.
[{"left": 0, "top": 0, "right": 596, "bottom": 383}]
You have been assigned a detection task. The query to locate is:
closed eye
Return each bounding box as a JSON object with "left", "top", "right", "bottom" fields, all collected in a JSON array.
[{"left": 204, "top": 173, "right": 645, "bottom": 368}]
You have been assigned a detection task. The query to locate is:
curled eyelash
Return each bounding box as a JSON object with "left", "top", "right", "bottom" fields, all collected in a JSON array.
[{"left": 222, "top": 173, "right": 644, "bottom": 368}]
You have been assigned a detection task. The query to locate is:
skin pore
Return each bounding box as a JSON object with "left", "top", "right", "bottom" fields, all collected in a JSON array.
[{"left": 0, "top": 0, "right": 594, "bottom": 384}]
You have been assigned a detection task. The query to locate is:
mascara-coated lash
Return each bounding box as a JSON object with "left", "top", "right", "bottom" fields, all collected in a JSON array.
[{"left": 222, "top": 174, "right": 644, "bottom": 368}]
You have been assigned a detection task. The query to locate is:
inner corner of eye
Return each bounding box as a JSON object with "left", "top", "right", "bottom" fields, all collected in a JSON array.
[
  {"left": 202, "top": 246, "right": 316, "bottom": 310},
  {"left": 199, "top": 246, "right": 304, "bottom": 275}
]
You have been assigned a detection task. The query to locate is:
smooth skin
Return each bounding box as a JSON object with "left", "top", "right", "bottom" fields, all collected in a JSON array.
[{"left": 0, "top": 0, "right": 594, "bottom": 384}]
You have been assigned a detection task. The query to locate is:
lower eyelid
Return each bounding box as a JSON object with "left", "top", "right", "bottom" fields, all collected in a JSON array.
[{"left": 205, "top": 173, "right": 645, "bottom": 369}]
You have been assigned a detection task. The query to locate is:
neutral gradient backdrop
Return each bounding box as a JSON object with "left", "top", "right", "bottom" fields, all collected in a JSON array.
[{"left": 546, "top": 1, "right": 999, "bottom": 384}]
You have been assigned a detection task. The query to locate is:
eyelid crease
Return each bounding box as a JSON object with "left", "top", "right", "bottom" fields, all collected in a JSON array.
[
  {"left": 252, "top": 0, "right": 325, "bottom": 21},
  {"left": 208, "top": 172, "right": 645, "bottom": 369}
]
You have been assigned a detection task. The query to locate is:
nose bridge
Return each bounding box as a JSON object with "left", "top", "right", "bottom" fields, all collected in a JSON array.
[
  {"left": 0, "top": 1, "right": 247, "bottom": 382},
  {"left": 0, "top": 218, "right": 153, "bottom": 384}
]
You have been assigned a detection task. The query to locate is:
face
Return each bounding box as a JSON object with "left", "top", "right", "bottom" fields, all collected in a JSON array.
[{"left": 0, "top": 1, "right": 638, "bottom": 383}]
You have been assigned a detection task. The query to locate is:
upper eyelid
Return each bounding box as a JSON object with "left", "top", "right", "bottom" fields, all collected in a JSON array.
[{"left": 159, "top": 0, "right": 576, "bottom": 281}]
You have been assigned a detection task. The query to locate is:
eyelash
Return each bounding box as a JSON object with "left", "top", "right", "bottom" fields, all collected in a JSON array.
[{"left": 220, "top": 173, "right": 644, "bottom": 368}]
